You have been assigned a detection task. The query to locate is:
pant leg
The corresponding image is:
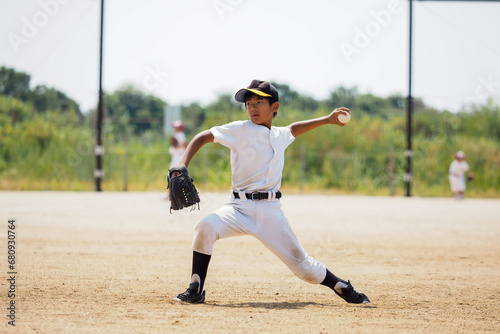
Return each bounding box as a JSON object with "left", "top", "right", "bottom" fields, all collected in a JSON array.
[
  {"left": 192, "top": 201, "right": 256, "bottom": 255},
  {"left": 193, "top": 199, "right": 326, "bottom": 284},
  {"left": 253, "top": 201, "right": 327, "bottom": 284}
]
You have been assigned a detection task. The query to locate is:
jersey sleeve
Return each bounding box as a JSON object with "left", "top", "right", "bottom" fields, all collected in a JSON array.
[
  {"left": 210, "top": 121, "right": 244, "bottom": 150},
  {"left": 271, "top": 126, "right": 295, "bottom": 151},
  {"left": 282, "top": 126, "right": 295, "bottom": 147}
]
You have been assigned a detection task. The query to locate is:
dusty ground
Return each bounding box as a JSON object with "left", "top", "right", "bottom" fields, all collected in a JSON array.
[{"left": 0, "top": 191, "right": 499, "bottom": 333}]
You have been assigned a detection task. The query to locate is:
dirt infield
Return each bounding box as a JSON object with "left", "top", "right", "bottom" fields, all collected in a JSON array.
[{"left": 1, "top": 191, "right": 499, "bottom": 333}]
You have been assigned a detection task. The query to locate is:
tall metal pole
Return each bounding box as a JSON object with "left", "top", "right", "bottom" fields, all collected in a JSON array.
[
  {"left": 405, "top": 0, "right": 499, "bottom": 197},
  {"left": 405, "top": 0, "right": 414, "bottom": 197},
  {"left": 95, "top": 0, "right": 105, "bottom": 191}
]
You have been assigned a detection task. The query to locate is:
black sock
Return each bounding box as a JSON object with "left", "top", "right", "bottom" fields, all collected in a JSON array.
[
  {"left": 320, "top": 269, "right": 347, "bottom": 291},
  {"left": 192, "top": 251, "right": 211, "bottom": 293}
]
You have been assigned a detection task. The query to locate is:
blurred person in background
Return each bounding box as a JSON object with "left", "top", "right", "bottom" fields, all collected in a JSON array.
[
  {"left": 449, "top": 150, "right": 474, "bottom": 200},
  {"left": 169, "top": 120, "right": 187, "bottom": 168}
]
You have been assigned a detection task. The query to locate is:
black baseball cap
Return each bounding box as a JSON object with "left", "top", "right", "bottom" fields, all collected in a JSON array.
[{"left": 234, "top": 80, "right": 279, "bottom": 103}]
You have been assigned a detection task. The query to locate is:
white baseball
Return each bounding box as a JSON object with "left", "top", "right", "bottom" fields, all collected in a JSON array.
[{"left": 338, "top": 112, "right": 351, "bottom": 124}]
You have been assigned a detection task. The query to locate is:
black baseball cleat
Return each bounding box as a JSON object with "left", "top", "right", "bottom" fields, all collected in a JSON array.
[
  {"left": 173, "top": 282, "right": 205, "bottom": 304},
  {"left": 334, "top": 280, "right": 370, "bottom": 304}
]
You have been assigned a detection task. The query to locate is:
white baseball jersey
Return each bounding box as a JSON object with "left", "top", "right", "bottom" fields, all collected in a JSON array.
[
  {"left": 210, "top": 120, "right": 294, "bottom": 192},
  {"left": 191, "top": 120, "right": 327, "bottom": 284}
]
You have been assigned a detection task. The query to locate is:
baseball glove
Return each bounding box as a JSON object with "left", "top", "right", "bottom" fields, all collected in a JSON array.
[
  {"left": 167, "top": 165, "right": 200, "bottom": 213},
  {"left": 467, "top": 173, "right": 474, "bottom": 182}
]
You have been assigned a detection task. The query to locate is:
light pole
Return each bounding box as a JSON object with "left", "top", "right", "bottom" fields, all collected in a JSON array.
[
  {"left": 95, "top": 0, "right": 105, "bottom": 191},
  {"left": 405, "top": 0, "right": 499, "bottom": 197}
]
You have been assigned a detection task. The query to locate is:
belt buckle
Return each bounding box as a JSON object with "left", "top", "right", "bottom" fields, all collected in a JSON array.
[{"left": 250, "top": 192, "right": 260, "bottom": 201}]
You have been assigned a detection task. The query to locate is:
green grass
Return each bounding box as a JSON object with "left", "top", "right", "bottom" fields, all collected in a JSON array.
[{"left": 1, "top": 101, "right": 499, "bottom": 197}]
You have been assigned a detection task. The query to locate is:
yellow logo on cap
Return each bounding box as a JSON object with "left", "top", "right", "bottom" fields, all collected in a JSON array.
[{"left": 246, "top": 88, "right": 272, "bottom": 97}]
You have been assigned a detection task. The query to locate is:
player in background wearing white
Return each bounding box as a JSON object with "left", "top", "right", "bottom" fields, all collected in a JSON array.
[
  {"left": 449, "top": 151, "right": 473, "bottom": 200},
  {"left": 171, "top": 80, "right": 370, "bottom": 305},
  {"left": 169, "top": 120, "right": 187, "bottom": 168}
]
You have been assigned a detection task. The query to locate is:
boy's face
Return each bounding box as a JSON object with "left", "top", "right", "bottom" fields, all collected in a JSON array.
[{"left": 245, "top": 95, "right": 279, "bottom": 129}]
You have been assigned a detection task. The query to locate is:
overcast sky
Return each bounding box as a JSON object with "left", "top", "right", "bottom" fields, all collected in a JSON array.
[{"left": 1, "top": 0, "right": 499, "bottom": 114}]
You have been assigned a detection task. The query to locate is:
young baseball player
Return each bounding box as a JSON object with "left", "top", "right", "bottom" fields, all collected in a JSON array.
[{"left": 172, "top": 80, "right": 370, "bottom": 304}]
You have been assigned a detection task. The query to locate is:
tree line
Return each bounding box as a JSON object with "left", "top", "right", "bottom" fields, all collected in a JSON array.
[{"left": 0, "top": 66, "right": 498, "bottom": 196}]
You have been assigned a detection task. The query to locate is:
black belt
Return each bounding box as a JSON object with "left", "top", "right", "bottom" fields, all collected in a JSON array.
[{"left": 233, "top": 191, "right": 282, "bottom": 201}]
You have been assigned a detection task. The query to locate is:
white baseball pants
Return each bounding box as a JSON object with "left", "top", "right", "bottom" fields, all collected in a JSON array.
[{"left": 192, "top": 195, "right": 327, "bottom": 284}]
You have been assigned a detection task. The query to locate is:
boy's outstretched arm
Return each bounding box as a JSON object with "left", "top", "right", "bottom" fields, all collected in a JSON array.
[
  {"left": 288, "top": 107, "right": 350, "bottom": 137},
  {"left": 178, "top": 130, "right": 214, "bottom": 168}
]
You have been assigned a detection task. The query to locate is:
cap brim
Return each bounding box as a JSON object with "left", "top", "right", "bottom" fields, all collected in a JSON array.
[{"left": 234, "top": 88, "right": 272, "bottom": 103}]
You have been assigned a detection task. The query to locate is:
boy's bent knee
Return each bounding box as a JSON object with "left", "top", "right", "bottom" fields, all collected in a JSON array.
[
  {"left": 192, "top": 213, "right": 220, "bottom": 255},
  {"left": 289, "top": 256, "right": 326, "bottom": 284}
]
